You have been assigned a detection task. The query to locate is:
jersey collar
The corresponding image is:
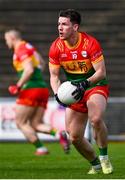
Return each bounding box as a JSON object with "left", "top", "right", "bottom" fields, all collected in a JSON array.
[{"left": 64, "top": 32, "right": 82, "bottom": 49}]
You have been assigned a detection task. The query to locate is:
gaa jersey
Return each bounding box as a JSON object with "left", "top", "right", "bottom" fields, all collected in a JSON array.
[
  {"left": 49, "top": 32, "right": 108, "bottom": 87},
  {"left": 13, "top": 41, "right": 47, "bottom": 89}
]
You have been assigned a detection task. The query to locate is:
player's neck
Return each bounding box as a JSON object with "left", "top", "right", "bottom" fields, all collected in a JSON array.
[
  {"left": 14, "top": 39, "right": 23, "bottom": 50},
  {"left": 66, "top": 32, "right": 79, "bottom": 47}
]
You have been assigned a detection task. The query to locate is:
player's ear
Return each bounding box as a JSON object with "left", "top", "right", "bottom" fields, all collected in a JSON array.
[{"left": 73, "top": 24, "right": 79, "bottom": 31}]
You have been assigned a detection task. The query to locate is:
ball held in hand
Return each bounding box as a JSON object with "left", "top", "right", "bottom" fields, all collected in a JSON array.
[{"left": 57, "top": 81, "right": 81, "bottom": 105}]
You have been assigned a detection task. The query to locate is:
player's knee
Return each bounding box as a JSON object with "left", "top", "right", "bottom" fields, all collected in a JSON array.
[
  {"left": 16, "top": 121, "right": 22, "bottom": 129},
  {"left": 91, "top": 115, "right": 102, "bottom": 129},
  {"left": 15, "top": 119, "right": 25, "bottom": 130},
  {"left": 70, "top": 133, "right": 81, "bottom": 144},
  {"left": 31, "top": 122, "right": 37, "bottom": 129}
]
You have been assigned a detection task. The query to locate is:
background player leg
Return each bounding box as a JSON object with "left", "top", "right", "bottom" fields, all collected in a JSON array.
[
  {"left": 15, "top": 104, "right": 48, "bottom": 155},
  {"left": 31, "top": 107, "right": 56, "bottom": 135},
  {"left": 31, "top": 106, "right": 70, "bottom": 154}
]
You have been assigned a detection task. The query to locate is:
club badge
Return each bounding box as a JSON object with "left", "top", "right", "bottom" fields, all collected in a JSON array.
[{"left": 81, "top": 51, "right": 87, "bottom": 57}]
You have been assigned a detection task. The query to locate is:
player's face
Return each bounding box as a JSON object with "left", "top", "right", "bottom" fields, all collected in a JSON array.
[
  {"left": 4, "top": 33, "right": 14, "bottom": 49},
  {"left": 58, "top": 17, "right": 77, "bottom": 40}
]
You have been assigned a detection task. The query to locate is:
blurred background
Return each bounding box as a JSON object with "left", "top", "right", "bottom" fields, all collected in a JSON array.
[{"left": 0, "top": 0, "right": 125, "bottom": 141}]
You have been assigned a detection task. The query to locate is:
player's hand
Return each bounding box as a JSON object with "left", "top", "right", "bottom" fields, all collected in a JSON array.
[
  {"left": 55, "top": 94, "right": 67, "bottom": 107},
  {"left": 8, "top": 85, "right": 20, "bottom": 95},
  {"left": 71, "top": 80, "right": 90, "bottom": 100}
]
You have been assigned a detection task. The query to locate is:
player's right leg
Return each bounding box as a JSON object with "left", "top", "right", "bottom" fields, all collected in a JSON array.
[
  {"left": 15, "top": 104, "right": 49, "bottom": 155},
  {"left": 65, "top": 108, "right": 101, "bottom": 174}
]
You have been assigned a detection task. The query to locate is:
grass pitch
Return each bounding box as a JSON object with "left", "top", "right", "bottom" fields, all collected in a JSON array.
[{"left": 0, "top": 142, "right": 125, "bottom": 179}]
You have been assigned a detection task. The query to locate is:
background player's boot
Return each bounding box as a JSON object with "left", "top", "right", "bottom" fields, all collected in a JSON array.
[
  {"left": 99, "top": 156, "right": 113, "bottom": 174},
  {"left": 59, "top": 130, "right": 70, "bottom": 154},
  {"left": 88, "top": 165, "right": 102, "bottom": 174},
  {"left": 35, "top": 147, "right": 49, "bottom": 156}
]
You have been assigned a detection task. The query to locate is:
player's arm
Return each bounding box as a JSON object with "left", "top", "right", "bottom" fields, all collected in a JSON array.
[
  {"left": 87, "top": 37, "right": 106, "bottom": 85},
  {"left": 35, "top": 51, "right": 46, "bottom": 71},
  {"left": 49, "top": 64, "right": 61, "bottom": 94},
  {"left": 49, "top": 40, "right": 61, "bottom": 94},
  {"left": 8, "top": 58, "right": 34, "bottom": 95},
  {"left": 17, "top": 58, "right": 34, "bottom": 88},
  {"left": 49, "top": 40, "right": 67, "bottom": 106},
  {"left": 71, "top": 58, "right": 106, "bottom": 100},
  {"left": 49, "top": 64, "right": 67, "bottom": 107},
  {"left": 87, "top": 60, "right": 106, "bottom": 85}
]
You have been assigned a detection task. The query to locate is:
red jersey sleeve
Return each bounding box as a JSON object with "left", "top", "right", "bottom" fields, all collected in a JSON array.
[
  {"left": 17, "top": 43, "right": 35, "bottom": 62},
  {"left": 89, "top": 37, "right": 104, "bottom": 64},
  {"left": 49, "top": 39, "right": 60, "bottom": 66}
]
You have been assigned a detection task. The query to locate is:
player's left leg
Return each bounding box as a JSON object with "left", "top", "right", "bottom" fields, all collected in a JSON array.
[
  {"left": 87, "top": 93, "right": 113, "bottom": 174},
  {"left": 65, "top": 108, "right": 101, "bottom": 174}
]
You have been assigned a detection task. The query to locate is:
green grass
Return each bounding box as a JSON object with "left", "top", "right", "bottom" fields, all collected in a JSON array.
[{"left": 0, "top": 142, "right": 125, "bottom": 179}]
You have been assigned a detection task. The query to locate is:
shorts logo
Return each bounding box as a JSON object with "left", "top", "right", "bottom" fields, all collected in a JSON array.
[{"left": 81, "top": 51, "right": 87, "bottom": 57}]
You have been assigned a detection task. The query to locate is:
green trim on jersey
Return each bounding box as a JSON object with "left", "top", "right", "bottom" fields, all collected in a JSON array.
[
  {"left": 63, "top": 68, "right": 108, "bottom": 90},
  {"left": 18, "top": 68, "right": 48, "bottom": 89},
  {"left": 64, "top": 68, "right": 95, "bottom": 81}
]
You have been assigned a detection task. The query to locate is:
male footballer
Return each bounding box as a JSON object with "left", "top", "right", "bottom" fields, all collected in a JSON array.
[{"left": 49, "top": 9, "right": 113, "bottom": 174}]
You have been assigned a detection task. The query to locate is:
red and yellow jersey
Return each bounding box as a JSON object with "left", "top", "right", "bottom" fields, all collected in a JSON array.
[
  {"left": 13, "top": 41, "right": 47, "bottom": 89},
  {"left": 49, "top": 32, "right": 108, "bottom": 86}
]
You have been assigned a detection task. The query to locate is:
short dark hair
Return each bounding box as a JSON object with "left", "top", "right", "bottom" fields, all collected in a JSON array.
[{"left": 59, "top": 9, "right": 81, "bottom": 25}]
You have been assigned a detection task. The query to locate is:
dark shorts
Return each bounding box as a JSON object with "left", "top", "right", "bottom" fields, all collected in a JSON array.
[
  {"left": 69, "top": 85, "right": 109, "bottom": 113},
  {"left": 16, "top": 88, "right": 49, "bottom": 108}
]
